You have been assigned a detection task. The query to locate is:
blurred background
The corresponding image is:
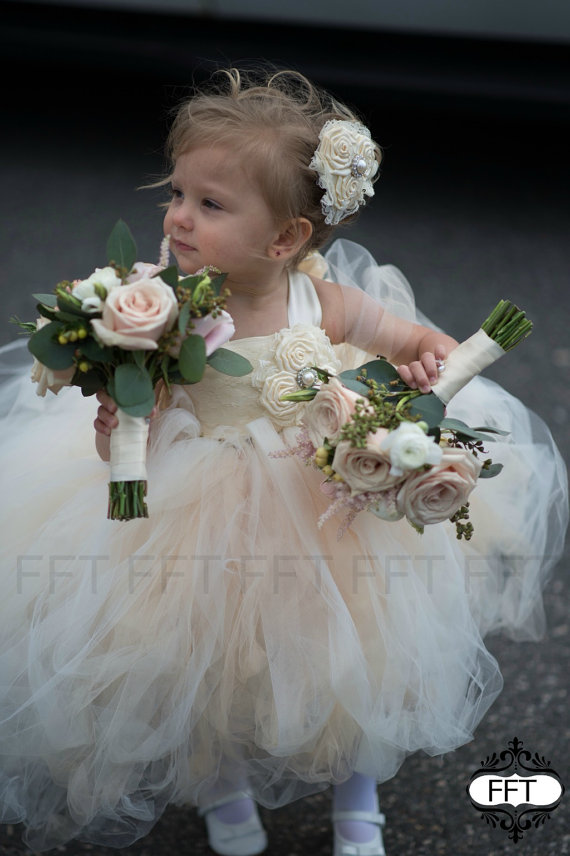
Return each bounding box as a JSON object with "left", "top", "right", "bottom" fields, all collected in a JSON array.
[{"left": 0, "top": 1, "right": 569, "bottom": 854}]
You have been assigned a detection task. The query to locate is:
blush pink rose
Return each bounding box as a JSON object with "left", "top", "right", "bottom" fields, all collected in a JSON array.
[
  {"left": 396, "top": 447, "right": 482, "bottom": 526},
  {"left": 192, "top": 311, "right": 235, "bottom": 356},
  {"left": 167, "top": 310, "right": 235, "bottom": 358},
  {"left": 90, "top": 278, "right": 178, "bottom": 350},
  {"left": 303, "top": 377, "right": 366, "bottom": 446},
  {"left": 126, "top": 262, "right": 163, "bottom": 283},
  {"left": 331, "top": 429, "right": 406, "bottom": 495}
]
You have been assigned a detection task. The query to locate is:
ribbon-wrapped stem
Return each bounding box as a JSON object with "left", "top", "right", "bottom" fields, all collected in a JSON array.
[
  {"left": 108, "top": 409, "right": 150, "bottom": 520},
  {"left": 434, "top": 300, "right": 532, "bottom": 405}
]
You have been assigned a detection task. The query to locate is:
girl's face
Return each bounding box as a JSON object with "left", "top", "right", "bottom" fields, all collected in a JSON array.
[{"left": 163, "top": 145, "right": 280, "bottom": 280}]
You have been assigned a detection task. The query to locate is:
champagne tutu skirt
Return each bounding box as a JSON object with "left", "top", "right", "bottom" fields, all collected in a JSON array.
[{"left": 0, "top": 241, "right": 567, "bottom": 849}]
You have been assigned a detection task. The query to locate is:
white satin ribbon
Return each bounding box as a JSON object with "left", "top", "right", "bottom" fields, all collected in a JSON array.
[
  {"left": 434, "top": 328, "right": 505, "bottom": 405},
  {"left": 109, "top": 408, "right": 149, "bottom": 482}
]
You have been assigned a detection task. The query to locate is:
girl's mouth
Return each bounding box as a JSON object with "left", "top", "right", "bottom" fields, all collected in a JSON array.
[{"left": 172, "top": 239, "right": 196, "bottom": 252}]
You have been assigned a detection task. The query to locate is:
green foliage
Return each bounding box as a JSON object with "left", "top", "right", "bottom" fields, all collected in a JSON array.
[
  {"left": 109, "top": 363, "right": 155, "bottom": 417},
  {"left": 28, "top": 321, "right": 76, "bottom": 369},
  {"left": 178, "top": 334, "right": 207, "bottom": 383},
  {"left": 207, "top": 348, "right": 253, "bottom": 377},
  {"left": 106, "top": 219, "right": 137, "bottom": 274}
]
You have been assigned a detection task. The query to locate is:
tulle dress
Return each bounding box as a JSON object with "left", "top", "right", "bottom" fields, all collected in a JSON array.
[{"left": 0, "top": 241, "right": 567, "bottom": 850}]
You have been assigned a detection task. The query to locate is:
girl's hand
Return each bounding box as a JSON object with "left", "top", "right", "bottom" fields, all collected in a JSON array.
[
  {"left": 397, "top": 343, "right": 447, "bottom": 394},
  {"left": 94, "top": 390, "right": 119, "bottom": 436},
  {"left": 94, "top": 390, "right": 159, "bottom": 436}
]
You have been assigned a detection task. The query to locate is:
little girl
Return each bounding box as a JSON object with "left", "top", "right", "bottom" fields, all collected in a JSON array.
[{"left": 0, "top": 69, "right": 567, "bottom": 856}]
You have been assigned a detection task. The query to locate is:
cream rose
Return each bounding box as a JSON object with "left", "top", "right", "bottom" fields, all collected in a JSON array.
[
  {"left": 303, "top": 377, "right": 365, "bottom": 446},
  {"left": 273, "top": 323, "right": 341, "bottom": 375},
  {"left": 381, "top": 422, "right": 443, "bottom": 476},
  {"left": 332, "top": 429, "right": 406, "bottom": 495},
  {"left": 396, "top": 447, "right": 482, "bottom": 527},
  {"left": 90, "top": 278, "right": 178, "bottom": 350}
]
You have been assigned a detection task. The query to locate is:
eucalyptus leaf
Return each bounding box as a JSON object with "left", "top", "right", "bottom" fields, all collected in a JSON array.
[
  {"left": 178, "top": 301, "right": 191, "bottom": 335},
  {"left": 106, "top": 219, "right": 137, "bottom": 274},
  {"left": 210, "top": 273, "right": 227, "bottom": 295},
  {"left": 439, "top": 418, "right": 500, "bottom": 442},
  {"left": 28, "top": 322, "right": 76, "bottom": 369},
  {"left": 77, "top": 369, "right": 106, "bottom": 396},
  {"left": 479, "top": 463, "right": 504, "bottom": 479},
  {"left": 78, "top": 338, "right": 114, "bottom": 363},
  {"left": 56, "top": 294, "right": 88, "bottom": 318},
  {"left": 407, "top": 392, "right": 445, "bottom": 428},
  {"left": 178, "top": 334, "right": 206, "bottom": 383},
  {"left": 113, "top": 363, "right": 155, "bottom": 416},
  {"left": 32, "top": 293, "right": 58, "bottom": 308},
  {"left": 207, "top": 348, "right": 253, "bottom": 377},
  {"left": 339, "top": 376, "right": 370, "bottom": 396},
  {"left": 154, "top": 265, "right": 180, "bottom": 289}
]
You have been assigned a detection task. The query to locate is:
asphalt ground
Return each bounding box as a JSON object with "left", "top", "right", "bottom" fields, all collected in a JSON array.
[{"left": 0, "top": 37, "right": 569, "bottom": 856}]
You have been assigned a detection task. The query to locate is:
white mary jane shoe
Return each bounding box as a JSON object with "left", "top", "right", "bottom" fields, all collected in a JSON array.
[
  {"left": 198, "top": 790, "right": 268, "bottom": 856},
  {"left": 332, "top": 809, "right": 387, "bottom": 856}
]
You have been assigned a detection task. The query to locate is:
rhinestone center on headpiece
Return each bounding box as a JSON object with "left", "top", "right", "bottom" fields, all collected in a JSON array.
[{"left": 351, "top": 155, "right": 368, "bottom": 177}]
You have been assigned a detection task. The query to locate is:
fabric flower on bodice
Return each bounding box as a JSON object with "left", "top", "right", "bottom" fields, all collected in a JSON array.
[{"left": 252, "top": 324, "right": 342, "bottom": 427}]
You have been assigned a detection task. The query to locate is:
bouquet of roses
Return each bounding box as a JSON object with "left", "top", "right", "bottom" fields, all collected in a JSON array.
[
  {"left": 15, "top": 220, "right": 252, "bottom": 520},
  {"left": 280, "top": 301, "right": 532, "bottom": 538}
]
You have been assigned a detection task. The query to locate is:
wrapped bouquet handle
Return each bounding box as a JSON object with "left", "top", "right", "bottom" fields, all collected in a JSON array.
[
  {"left": 434, "top": 301, "right": 533, "bottom": 404},
  {"left": 108, "top": 410, "right": 150, "bottom": 519}
]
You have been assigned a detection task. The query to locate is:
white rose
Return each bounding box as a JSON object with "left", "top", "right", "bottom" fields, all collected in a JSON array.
[
  {"left": 72, "top": 266, "right": 122, "bottom": 312},
  {"left": 396, "top": 447, "right": 482, "bottom": 527},
  {"left": 381, "top": 422, "right": 443, "bottom": 476},
  {"left": 90, "top": 277, "right": 178, "bottom": 350},
  {"left": 273, "top": 323, "right": 341, "bottom": 375},
  {"left": 332, "top": 429, "right": 406, "bottom": 495},
  {"left": 303, "top": 377, "right": 365, "bottom": 446}
]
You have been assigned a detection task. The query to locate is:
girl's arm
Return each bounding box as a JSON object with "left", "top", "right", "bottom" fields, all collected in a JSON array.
[{"left": 314, "top": 278, "right": 458, "bottom": 393}]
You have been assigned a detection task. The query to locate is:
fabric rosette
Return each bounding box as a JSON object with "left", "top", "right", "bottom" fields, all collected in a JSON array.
[
  {"left": 252, "top": 323, "right": 341, "bottom": 428},
  {"left": 310, "top": 119, "right": 379, "bottom": 225}
]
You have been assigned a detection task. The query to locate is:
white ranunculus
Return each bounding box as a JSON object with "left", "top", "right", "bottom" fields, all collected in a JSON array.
[
  {"left": 72, "top": 266, "right": 122, "bottom": 312},
  {"left": 381, "top": 422, "right": 443, "bottom": 476}
]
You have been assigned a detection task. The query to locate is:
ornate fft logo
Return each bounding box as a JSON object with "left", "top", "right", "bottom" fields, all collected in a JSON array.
[{"left": 466, "top": 736, "right": 564, "bottom": 843}]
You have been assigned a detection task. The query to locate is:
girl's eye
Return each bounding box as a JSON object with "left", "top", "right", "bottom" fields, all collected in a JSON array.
[
  {"left": 169, "top": 184, "right": 183, "bottom": 200},
  {"left": 202, "top": 198, "right": 221, "bottom": 211}
]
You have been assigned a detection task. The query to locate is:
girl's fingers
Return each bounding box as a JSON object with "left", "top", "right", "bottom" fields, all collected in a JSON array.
[{"left": 398, "top": 361, "right": 431, "bottom": 393}]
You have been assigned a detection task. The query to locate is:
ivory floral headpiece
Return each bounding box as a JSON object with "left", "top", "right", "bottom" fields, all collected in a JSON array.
[{"left": 310, "top": 119, "right": 379, "bottom": 225}]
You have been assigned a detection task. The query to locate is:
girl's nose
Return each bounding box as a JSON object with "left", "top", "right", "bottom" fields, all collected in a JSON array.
[{"left": 171, "top": 203, "right": 194, "bottom": 230}]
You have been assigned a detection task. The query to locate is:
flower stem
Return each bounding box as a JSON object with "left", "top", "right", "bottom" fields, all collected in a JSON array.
[{"left": 480, "top": 300, "right": 533, "bottom": 351}]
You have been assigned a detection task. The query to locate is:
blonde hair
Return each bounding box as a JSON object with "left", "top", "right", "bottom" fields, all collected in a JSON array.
[{"left": 160, "top": 68, "right": 382, "bottom": 265}]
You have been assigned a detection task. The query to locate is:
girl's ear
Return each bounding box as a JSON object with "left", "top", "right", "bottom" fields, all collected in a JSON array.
[{"left": 269, "top": 218, "right": 313, "bottom": 261}]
